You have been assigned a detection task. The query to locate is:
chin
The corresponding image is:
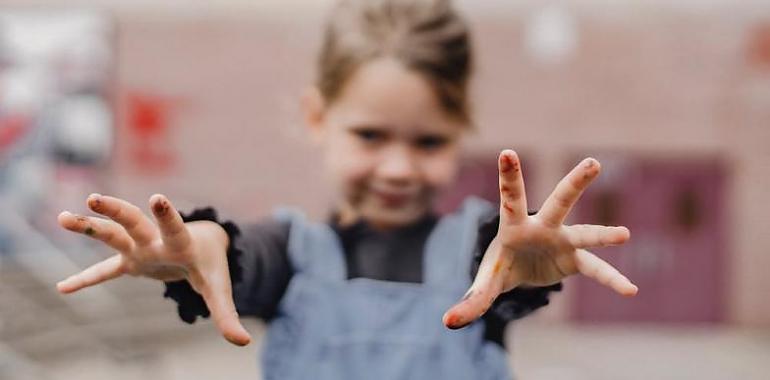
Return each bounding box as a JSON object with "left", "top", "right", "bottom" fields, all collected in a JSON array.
[{"left": 361, "top": 205, "right": 427, "bottom": 229}]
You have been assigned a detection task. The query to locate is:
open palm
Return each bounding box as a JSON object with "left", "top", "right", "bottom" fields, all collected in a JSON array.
[
  {"left": 443, "top": 150, "right": 638, "bottom": 329},
  {"left": 57, "top": 193, "right": 251, "bottom": 346}
]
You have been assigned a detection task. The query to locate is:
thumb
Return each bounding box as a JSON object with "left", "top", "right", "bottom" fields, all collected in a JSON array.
[
  {"left": 443, "top": 277, "right": 503, "bottom": 330},
  {"left": 190, "top": 269, "right": 252, "bottom": 346},
  {"left": 443, "top": 241, "right": 508, "bottom": 329}
]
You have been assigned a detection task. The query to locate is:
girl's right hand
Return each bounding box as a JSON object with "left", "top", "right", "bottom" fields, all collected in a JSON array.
[{"left": 56, "top": 193, "right": 252, "bottom": 346}]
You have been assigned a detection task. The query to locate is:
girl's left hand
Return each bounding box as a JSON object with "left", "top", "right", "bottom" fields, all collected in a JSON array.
[{"left": 443, "top": 150, "right": 638, "bottom": 329}]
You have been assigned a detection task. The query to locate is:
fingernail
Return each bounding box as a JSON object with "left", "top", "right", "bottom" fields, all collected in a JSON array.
[
  {"left": 87, "top": 194, "right": 102, "bottom": 210},
  {"left": 153, "top": 198, "right": 169, "bottom": 216}
]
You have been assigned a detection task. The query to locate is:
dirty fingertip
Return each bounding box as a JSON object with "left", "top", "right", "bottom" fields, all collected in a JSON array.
[
  {"left": 442, "top": 309, "right": 471, "bottom": 330},
  {"left": 226, "top": 331, "right": 252, "bottom": 347}
]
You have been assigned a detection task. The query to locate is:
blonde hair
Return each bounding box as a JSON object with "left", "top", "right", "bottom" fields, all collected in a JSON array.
[{"left": 317, "top": 0, "right": 473, "bottom": 124}]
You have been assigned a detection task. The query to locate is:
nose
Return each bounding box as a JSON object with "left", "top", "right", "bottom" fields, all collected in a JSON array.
[{"left": 376, "top": 144, "right": 418, "bottom": 184}]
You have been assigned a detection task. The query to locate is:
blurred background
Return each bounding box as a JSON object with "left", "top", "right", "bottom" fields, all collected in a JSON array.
[{"left": 1, "top": 0, "right": 769, "bottom": 379}]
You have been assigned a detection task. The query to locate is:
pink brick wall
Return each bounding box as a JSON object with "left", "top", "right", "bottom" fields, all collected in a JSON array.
[{"left": 102, "top": 3, "right": 770, "bottom": 325}]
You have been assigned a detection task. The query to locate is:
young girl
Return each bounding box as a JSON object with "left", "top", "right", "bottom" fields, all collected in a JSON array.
[{"left": 56, "top": 0, "right": 637, "bottom": 378}]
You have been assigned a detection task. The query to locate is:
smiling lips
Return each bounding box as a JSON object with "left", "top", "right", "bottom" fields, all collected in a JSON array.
[{"left": 370, "top": 188, "right": 414, "bottom": 207}]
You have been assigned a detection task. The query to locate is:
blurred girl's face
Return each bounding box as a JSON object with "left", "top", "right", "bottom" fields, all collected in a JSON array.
[{"left": 305, "top": 58, "right": 465, "bottom": 229}]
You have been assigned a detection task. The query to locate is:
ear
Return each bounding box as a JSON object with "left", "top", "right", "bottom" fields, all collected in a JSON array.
[{"left": 301, "top": 86, "right": 326, "bottom": 142}]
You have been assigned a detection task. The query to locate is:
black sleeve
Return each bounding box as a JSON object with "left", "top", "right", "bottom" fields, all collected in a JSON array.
[
  {"left": 475, "top": 211, "right": 562, "bottom": 342},
  {"left": 230, "top": 218, "right": 292, "bottom": 319},
  {"left": 162, "top": 208, "right": 293, "bottom": 324}
]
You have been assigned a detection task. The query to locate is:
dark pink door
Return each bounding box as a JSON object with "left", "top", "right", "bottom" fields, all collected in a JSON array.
[{"left": 570, "top": 157, "right": 727, "bottom": 323}]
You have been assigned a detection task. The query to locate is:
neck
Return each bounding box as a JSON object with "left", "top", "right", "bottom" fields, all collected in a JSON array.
[
  {"left": 333, "top": 201, "right": 434, "bottom": 233},
  {"left": 335, "top": 201, "right": 360, "bottom": 228}
]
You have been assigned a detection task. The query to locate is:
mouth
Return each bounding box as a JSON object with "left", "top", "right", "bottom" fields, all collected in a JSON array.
[{"left": 370, "top": 188, "right": 414, "bottom": 208}]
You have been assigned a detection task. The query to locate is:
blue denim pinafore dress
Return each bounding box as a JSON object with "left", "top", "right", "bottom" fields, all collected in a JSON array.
[{"left": 262, "top": 197, "right": 512, "bottom": 380}]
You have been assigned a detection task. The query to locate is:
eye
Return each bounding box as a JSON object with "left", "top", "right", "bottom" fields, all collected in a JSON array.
[
  {"left": 414, "top": 135, "right": 449, "bottom": 150},
  {"left": 352, "top": 128, "right": 387, "bottom": 144}
]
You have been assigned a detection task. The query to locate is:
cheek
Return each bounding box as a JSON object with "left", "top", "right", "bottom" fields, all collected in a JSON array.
[
  {"left": 324, "top": 136, "right": 374, "bottom": 188},
  {"left": 420, "top": 148, "right": 459, "bottom": 190}
]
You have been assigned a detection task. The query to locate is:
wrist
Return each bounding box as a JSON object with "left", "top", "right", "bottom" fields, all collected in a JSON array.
[
  {"left": 178, "top": 207, "right": 243, "bottom": 284},
  {"left": 187, "top": 220, "right": 230, "bottom": 251},
  {"left": 185, "top": 221, "right": 230, "bottom": 284},
  {"left": 163, "top": 207, "right": 242, "bottom": 324}
]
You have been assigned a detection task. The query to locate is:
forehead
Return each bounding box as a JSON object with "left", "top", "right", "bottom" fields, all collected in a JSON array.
[{"left": 325, "top": 57, "right": 464, "bottom": 134}]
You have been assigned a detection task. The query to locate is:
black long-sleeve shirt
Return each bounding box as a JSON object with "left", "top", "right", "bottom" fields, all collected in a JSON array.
[{"left": 164, "top": 208, "right": 561, "bottom": 348}]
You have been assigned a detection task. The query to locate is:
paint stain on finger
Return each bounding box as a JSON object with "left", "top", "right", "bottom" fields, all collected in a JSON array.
[
  {"left": 84, "top": 226, "right": 95, "bottom": 236},
  {"left": 493, "top": 261, "right": 503, "bottom": 274},
  {"left": 88, "top": 197, "right": 103, "bottom": 213},
  {"left": 153, "top": 199, "right": 169, "bottom": 216},
  {"left": 445, "top": 314, "right": 471, "bottom": 330},
  {"left": 500, "top": 185, "right": 523, "bottom": 203},
  {"left": 500, "top": 155, "right": 519, "bottom": 174},
  {"left": 582, "top": 159, "right": 599, "bottom": 180}
]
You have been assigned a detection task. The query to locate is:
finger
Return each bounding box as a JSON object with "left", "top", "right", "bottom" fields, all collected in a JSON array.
[
  {"left": 189, "top": 269, "right": 252, "bottom": 346},
  {"left": 443, "top": 239, "right": 507, "bottom": 329},
  {"left": 149, "top": 194, "right": 191, "bottom": 251},
  {"left": 87, "top": 193, "right": 157, "bottom": 246},
  {"left": 58, "top": 211, "right": 134, "bottom": 253},
  {"left": 538, "top": 158, "right": 601, "bottom": 227},
  {"left": 565, "top": 224, "right": 630, "bottom": 249},
  {"left": 497, "top": 150, "right": 527, "bottom": 224},
  {"left": 56, "top": 255, "right": 125, "bottom": 294},
  {"left": 575, "top": 249, "right": 638, "bottom": 297}
]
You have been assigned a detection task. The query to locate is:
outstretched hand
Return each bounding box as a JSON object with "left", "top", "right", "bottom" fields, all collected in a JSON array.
[
  {"left": 57, "top": 193, "right": 251, "bottom": 346},
  {"left": 443, "top": 150, "right": 637, "bottom": 329}
]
